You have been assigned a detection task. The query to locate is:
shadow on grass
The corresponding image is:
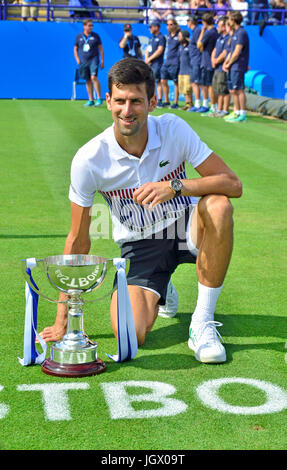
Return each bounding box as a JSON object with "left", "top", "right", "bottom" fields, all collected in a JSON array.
[
  {"left": 102, "top": 353, "right": 202, "bottom": 373},
  {"left": 92, "top": 312, "right": 287, "bottom": 370}
]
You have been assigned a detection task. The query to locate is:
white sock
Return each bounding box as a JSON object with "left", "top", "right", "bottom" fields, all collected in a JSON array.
[
  {"left": 203, "top": 99, "right": 209, "bottom": 108},
  {"left": 191, "top": 282, "right": 223, "bottom": 324},
  {"left": 195, "top": 99, "right": 201, "bottom": 108},
  {"left": 240, "top": 110, "right": 246, "bottom": 116}
]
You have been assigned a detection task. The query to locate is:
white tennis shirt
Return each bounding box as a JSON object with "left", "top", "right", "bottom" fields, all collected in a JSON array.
[{"left": 69, "top": 113, "right": 212, "bottom": 246}]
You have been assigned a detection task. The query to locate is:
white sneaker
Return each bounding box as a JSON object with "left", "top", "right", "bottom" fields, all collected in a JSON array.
[
  {"left": 188, "top": 321, "right": 226, "bottom": 363},
  {"left": 158, "top": 281, "right": 178, "bottom": 318}
]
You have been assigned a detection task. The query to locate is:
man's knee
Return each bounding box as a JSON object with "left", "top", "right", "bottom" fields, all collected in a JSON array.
[{"left": 198, "top": 194, "right": 234, "bottom": 229}]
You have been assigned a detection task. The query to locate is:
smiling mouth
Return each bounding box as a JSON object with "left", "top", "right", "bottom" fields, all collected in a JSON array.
[{"left": 119, "top": 117, "right": 137, "bottom": 124}]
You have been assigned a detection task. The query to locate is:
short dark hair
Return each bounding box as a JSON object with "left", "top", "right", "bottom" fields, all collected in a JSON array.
[
  {"left": 230, "top": 11, "right": 243, "bottom": 24},
  {"left": 108, "top": 58, "right": 155, "bottom": 101},
  {"left": 202, "top": 13, "right": 215, "bottom": 25}
]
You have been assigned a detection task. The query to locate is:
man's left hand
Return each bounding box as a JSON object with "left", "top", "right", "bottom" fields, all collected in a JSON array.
[{"left": 133, "top": 181, "right": 174, "bottom": 209}]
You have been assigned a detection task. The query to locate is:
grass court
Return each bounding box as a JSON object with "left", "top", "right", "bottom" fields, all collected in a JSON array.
[{"left": 1, "top": 99, "right": 287, "bottom": 451}]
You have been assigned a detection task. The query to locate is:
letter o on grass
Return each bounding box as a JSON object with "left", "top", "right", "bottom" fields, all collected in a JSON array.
[{"left": 196, "top": 377, "right": 287, "bottom": 415}]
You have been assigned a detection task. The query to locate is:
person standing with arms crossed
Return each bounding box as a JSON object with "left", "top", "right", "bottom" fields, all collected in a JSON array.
[
  {"left": 74, "top": 19, "right": 104, "bottom": 107},
  {"left": 39, "top": 57, "right": 242, "bottom": 365}
]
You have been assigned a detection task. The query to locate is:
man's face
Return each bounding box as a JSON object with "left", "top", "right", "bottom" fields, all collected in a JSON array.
[
  {"left": 187, "top": 20, "right": 195, "bottom": 30},
  {"left": 217, "top": 20, "right": 226, "bottom": 34},
  {"left": 167, "top": 21, "right": 176, "bottom": 33},
  {"left": 106, "top": 83, "right": 157, "bottom": 138},
  {"left": 84, "top": 22, "right": 93, "bottom": 35},
  {"left": 228, "top": 17, "right": 235, "bottom": 29},
  {"left": 149, "top": 25, "right": 159, "bottom": 35}
]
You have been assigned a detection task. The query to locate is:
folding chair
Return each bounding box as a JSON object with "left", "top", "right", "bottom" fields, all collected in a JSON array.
[{"left": 71, "top": 68, "right": 97, "bottom": 100}]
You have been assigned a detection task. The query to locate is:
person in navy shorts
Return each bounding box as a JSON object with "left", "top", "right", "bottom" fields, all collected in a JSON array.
[
  {"left": 159, "top": 18, "right": 181, "bottom": 109},
  {"left": 74, "top": 19, "right": 104, "bottom": 107},
  {"left": 196, "top": 13, "right": 218, "bottom": 114},
  {"left": 145, "top": 21, "right": 166, "bottom": 107},
  {"left": 223, "top": 11, "right": 249, "bottom": 122},
  {"left": 187, "top": 15, "right": 203, "bottom": 112}
]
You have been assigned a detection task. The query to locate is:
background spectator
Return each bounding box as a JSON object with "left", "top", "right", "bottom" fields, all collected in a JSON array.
[
  {"left": 223, "top": 11, "right": 249, "bottom": 122},
  {"left": 145, "top": 21, "right": 166, "bottom": 105},
  {"left": 74, "top": 19, "right": 104, "bottom": 107},
  {"left": 197, "top": 12, "right": 218, "bottom": 113},
  {"left": 231, "top": 0, "right": 249, "bottom": 25},
  {"left": 213, "top": 0, "right": 230, "bottom": 20},
  {"left": 149, "top": 0, "right": 172, "bottom": 22},
  {"left": 13, "top": 0, "right": 40, "bottom": 21},
  {"left": 160, "top": 18, "right": 181, "bottom": 108},
  {"left": 251, "top": 0, "right": 269, "bottom": 24},
  {"left": 119, "top": 24, "right": 143, "bottom": 59},
  {"left": 190, "top": 0, "right": 212, "bottom": 20},
  {"left": 69, "top": 0, "right": 102, "bottom": 20},
  {"left": 269, "top": 0, "right": 287, "bottom": 23},
  {"left": 172, "top": 0, "right": 191, "bottom": 24},
  {"left": 210, "top": 15, "right": 230, "bottom": 116},
  {"left": 178, "top": 29, "right": 193, "bottom": 109},
  {"left": 187, "top": 15, "right": 203, "bottom": 112}
]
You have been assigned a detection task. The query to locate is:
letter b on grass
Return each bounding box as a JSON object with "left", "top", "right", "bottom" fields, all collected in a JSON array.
[{"left": 101, "top": 381, "right": 187, "bottom": 419}]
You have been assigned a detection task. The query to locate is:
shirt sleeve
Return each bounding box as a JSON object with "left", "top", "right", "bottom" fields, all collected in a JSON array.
[
  {"left": 68, "top": 151, "right": 97, "bottom": 207},
  {"left": 95, "top": 33, "right": 102, "bottom": 46},
  {"left": 74, "top": 34, "right": 80, "bottom": 47},
  {"left": 201, "top": 30, "right": 210, "bottom": 47},
  {"left": 158, "top": 35, "right": 166, "bottom": 48},
  {"left": 174, "top": 116, "right": 213, "bottom": 168}
]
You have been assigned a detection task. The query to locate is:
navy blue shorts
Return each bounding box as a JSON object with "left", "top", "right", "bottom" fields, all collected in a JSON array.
[
  {"left": 151, "top": 62, "right": 162, "bottom": 82},
  {"left": 117, "top": 208, "right": 197, "bottom": 305},
  {"left": 227, "top": 70, "right": 245, "bottom": 90},
  {"left": 200, "top": 67, "right": 214, "bottom": 86},
  {"left": 190, "top": 63, "right": 201, "bottom": 84},
  {"left": 79, "top": 59, "right": 99, "bottom": 80},
  {"left": 160, "top": 63, "right": 179, "bottom": 82}
]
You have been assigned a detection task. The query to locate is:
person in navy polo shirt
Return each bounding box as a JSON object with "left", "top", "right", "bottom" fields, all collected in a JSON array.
[
  {"left": 196, "top": 13, "right": 218, "bottom": 114},
  {"left": 159, "top": 18, "right": 181, "bottom": 109},
  {"left": 74, "top": 19, "right": 104, "bottom": 107},
  {"left": 145, "top": 21, "right": 166, "bottom": 108},
  {"left": 210, "top": 16, "right": 230, "bottom": 117},
  {"left": 187, "top": 16, "right": 203, "bottom": 112},
  {"left": 119, "top": 24, "right": 143, "bottom": 60},
  {"left": 178, "top": 30, "right": 193, "bottom": 110},
  {"left": 223, "top": 11, "right": 249, "bottom": 122}
]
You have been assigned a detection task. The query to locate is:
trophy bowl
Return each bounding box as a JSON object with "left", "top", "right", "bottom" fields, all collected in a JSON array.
[{"left": 22, "top": 254, "right": 128, "bottom": 377}]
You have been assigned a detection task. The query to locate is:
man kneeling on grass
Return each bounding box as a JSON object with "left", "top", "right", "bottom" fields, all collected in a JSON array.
[{"left": 40, "top": 58, "right": 242, "bottom": 364}]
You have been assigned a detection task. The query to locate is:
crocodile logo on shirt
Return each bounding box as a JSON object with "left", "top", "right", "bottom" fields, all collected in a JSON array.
[{"left": 159, "top": 160, "right": 170, "bottom": 167}]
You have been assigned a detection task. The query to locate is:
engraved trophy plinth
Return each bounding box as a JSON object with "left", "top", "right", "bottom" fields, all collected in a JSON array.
[{"left": 22, "top": 255, "right": 128, "bottom": 378}]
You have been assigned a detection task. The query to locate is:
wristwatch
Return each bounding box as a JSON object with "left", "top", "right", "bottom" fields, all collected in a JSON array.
[{"left": 169, "top": 178, "right": 183, "bottom": 197}]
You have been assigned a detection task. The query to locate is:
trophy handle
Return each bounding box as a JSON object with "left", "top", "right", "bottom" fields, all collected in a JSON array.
[{"left": 21, "top": 259, "right": 66, "bottom": 304}]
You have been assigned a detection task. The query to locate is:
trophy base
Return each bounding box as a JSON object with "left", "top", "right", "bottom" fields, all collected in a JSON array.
[{"left": 41, "top": 358, "right": 106, "bottom": 378}]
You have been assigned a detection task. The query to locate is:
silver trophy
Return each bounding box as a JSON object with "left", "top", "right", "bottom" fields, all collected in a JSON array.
[{"left": 22, "top": 254, "right": 129, "bottom": 377}]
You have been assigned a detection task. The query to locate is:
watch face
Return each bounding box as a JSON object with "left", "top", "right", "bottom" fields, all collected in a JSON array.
[{"left": 172, "top": 179, "right": 182, "bottom": 191}]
